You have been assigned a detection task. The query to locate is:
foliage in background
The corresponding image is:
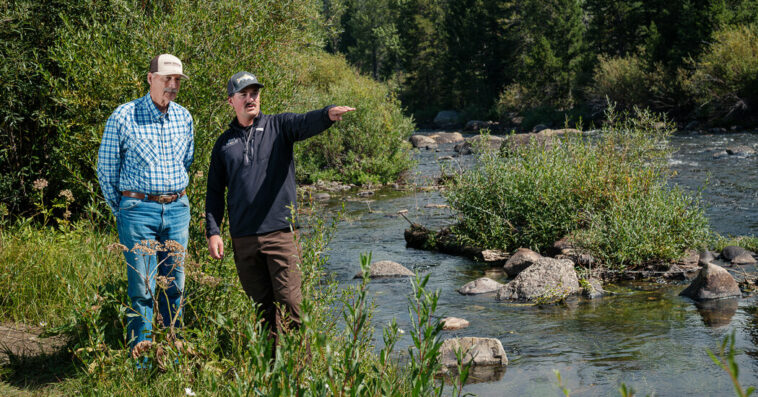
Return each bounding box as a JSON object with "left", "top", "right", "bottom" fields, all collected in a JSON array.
[
  {"left": 0, "top": 0, "right": 415, "bottom": 225},
  {"left": 443, "top": 108, "right": 710, "bottom": 269},
  {"left": 326, "top": 0, "right": 758, "bottom": 127},
  {"left": 681, "top": 24, "right": 758, "bottom": 125},
  {"left": 291, "top": 53, "right": 415, "bottom": 185}
]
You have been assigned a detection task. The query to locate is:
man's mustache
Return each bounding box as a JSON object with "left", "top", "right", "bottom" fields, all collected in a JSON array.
[{"left": 164, "top": 88, "right": 178, "bottom": 94}]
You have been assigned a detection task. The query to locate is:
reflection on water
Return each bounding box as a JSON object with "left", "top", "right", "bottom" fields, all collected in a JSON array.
[{"left": 321, "top": 131, "right": 758, "bottom": 396}]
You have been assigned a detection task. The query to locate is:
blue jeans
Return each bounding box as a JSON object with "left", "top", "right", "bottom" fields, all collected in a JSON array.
[{"left": 116, "top": 194, "right": 190, "bottom": 350}]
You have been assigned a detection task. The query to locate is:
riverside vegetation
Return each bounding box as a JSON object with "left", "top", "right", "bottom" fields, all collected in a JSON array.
[{"left": 1, "top": 202, "right": 475, "bottom": 396}]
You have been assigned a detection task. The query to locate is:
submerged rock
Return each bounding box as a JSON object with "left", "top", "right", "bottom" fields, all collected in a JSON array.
[
  {"left": 439, "top": 337, "right": 508, "bottom": 368},
  {"left": 679, "top": 262, "right": 741, "bottom": 301},
  {"left": 441, "top": 317, "right": 470, "bottom": 330},
  {"left": 582, "top": 278, "right": 605, "bottom": 299},
  {"left": 458, "top": 277, "right": 504, "bottom": 295},
  {"left": 696, "top": 298, "right": 739, "bottom": 328},
  {"left": 497, "top": 257, "right": 580, "bottom": 301},
  {"left": 503, "top": 248, "right": 542, "bottom": 277},
  {"left": 354, "top": 260, "right": 414, "bottom": 279}
]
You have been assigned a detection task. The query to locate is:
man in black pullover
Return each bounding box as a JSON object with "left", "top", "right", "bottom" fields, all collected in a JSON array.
[{"left": 205, "top": 71, "right": 354, "bottom": 344}]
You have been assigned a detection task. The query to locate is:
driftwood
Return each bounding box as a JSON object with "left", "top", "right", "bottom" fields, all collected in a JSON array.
[{"left": 404, "top": 224, "right": 509, "bottom": 265}]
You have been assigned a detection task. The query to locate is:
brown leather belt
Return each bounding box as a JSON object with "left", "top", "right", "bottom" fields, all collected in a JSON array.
[{"left": 122, "top": 190, "right": 186, "bottom": 204}]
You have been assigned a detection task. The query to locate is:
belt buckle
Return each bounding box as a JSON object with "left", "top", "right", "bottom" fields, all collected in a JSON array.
[{"left": 157, "top": 195, "right": 174, "bottom": 204}]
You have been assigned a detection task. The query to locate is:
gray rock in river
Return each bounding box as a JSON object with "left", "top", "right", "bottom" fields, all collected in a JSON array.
[
  {"left": 497, "top": 257, "right": 580, "bottom": 301},
  {"left": 712, "top": 150, "right": 729, "bottom": 159},
  {"left": 732, "top": 253, "right": 757, "bottom": 266},
  {"left": 441, "top": 317, "right": 470, "bottom": 330},
  {"left": 503, "top": 248, "right": 542, "bottom": 277},
  {"left": 458, "top": 277, "right": 504, "bottom": 295},
  {"left": 726, "top": 145, "right": 756, "bottom": 156},
  {"left": 439, "top": 337, "right": 508, "bottom": 367},
  {"left": 722, "top": 245, "right": 753, "bottom": 261},
  {"left": 354, "top": 260, "right": 414, "bottom": 279},
  {"left": 679, "top": 262, "right": 741, "bottom": 301},
  {"left": 428, "top": 131, "right": 464, "bottom": 144},
  {"left": 409, "top": 134, "right": 438, "bottom": 149}
]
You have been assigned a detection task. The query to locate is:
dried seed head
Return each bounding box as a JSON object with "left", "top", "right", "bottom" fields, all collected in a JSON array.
[
  {"left": 63, "top": 210, "right": 72, "bottom": 219},
  {"left": 163, "top": 240, "right": 185, "bottom": 253},
  {"left": 131, "top": 340, "right": 153, "bottom": 359},
  {"left": 156, "top": 276, "right": 175, "bottom": 290},
  {"left": 32, "top": 178, "right": 48, "bottom": 191},
  {"left": 107, "top": 243, "right": 128, "bottom": 253},
  {"left": 58, "top": 189, "right": 74, "bottom": 203}
]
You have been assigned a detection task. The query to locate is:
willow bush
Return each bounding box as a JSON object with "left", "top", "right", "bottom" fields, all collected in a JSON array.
[
  {"left": 681, "top": 24, "right": 758, "bottom": 124},
  {"left": 444, "top": 108, "right": 710, "bottom": 269}
]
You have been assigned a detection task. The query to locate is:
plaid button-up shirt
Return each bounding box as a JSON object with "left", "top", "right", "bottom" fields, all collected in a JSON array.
[{"left": 97, "top": 93, "right": 194, "bottom": 214}]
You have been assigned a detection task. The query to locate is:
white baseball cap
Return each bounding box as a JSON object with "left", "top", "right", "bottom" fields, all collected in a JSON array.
[{"left": 149, "top": 54, "right": 189, "bottom": 79}]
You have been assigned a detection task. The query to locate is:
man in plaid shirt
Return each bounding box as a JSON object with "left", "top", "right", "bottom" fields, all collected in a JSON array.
[{"left": 97, "top": 54, "right": 193, "bottom": 357}]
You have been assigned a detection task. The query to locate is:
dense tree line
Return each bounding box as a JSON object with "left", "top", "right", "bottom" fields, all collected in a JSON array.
[{"left": 328, "top": 0, "right": 758, "bottom": 128}]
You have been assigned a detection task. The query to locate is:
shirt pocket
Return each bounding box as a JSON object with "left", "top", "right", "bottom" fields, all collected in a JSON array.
[
  {"left": 172, "top": 134, "right": 190, "bottom": 160},
  {"left": 127, "top": 137, "right": 158, "bottom": 168}
]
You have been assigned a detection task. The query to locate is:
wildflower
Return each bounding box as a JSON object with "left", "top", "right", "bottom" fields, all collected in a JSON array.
[
  {"left": 185, "top": 388, "right": 196, "bottom": 396},
  {"left": 32, "top": 178, "right": 48, "bottom": 191},
  {"left": 63, "top": 210, "right": 72, "bottom": 219},
  {"left": 58, "top": 189, "right": 74, "bottom": 203}
]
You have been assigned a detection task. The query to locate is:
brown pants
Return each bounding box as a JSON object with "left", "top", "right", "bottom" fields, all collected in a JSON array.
[{"left": 231, "top": 229, "right": 303, "bottom": 344}]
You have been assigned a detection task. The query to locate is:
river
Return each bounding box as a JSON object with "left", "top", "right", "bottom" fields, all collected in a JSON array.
[{"left": 319, "top": 130, "right": 758, "bottom": 396}]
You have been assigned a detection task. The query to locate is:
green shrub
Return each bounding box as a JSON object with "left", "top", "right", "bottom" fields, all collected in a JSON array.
[
  {"left": 291, "top": 53, "right": 415, "bottom": 185},
  {"left": 681, "top": 24, "right": 758, "bottom": 124},
  {"left": 587, "top": 54, "right": 667, "bottom": 112},
  {"left": 444, "top": 107, "right": 710, "bottom": 269}
]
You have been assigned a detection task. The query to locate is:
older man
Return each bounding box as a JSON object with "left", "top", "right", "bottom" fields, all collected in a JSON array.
[
  {"left": 97, "top": 54, "right": 193, "bottom": 354},
  {"left": 205, "top": 71, "right": 354, "bottom": 345}
]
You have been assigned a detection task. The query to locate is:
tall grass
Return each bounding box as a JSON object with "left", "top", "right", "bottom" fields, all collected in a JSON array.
[
  {"left": 0, "top": 203, "right": 452, "bottom": 395},
  {"left": 444, "top": 107, "right": 710, "bottom": 269}
]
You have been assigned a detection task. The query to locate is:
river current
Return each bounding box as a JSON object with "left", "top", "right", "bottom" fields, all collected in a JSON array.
[{"left": 319, "top": 131, "right": 758, "bottom": 396}]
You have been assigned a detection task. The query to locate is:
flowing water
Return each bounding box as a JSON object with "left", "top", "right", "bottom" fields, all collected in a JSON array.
[{"left": 319, "top": 131, "right": 758, "bottom": 396}]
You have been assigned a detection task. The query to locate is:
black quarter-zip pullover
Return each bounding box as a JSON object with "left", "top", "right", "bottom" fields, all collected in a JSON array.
[{"left": 205, "top": 105, "right": 335, "bottom": 238}]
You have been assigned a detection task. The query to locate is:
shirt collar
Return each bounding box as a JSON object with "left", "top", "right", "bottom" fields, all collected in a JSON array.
[{"left": 141, "top": 93, "right": 171, "bottom": 121}]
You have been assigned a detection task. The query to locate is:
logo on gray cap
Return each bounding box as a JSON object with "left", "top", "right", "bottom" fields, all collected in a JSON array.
[{"left": 227, "top": 71, "right": 264, "bottom": 96}]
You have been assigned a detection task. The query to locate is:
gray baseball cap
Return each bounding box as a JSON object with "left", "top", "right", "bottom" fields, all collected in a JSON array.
[{"left": 227, "top": 71, "right": 264, "bottom": 96}]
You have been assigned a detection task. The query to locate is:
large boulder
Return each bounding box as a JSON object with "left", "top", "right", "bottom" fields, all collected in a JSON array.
[
  {"left": 409, "top": 134, "right": 438, "bottom": 149},
  {"left": 497, "top": 258, "right": 580, "bottom": 301},
  {"left": 434, "top": 110, "right": 461, "bottom": 129},
  {"left": 454, "top": 135, "right": 504, "bottom": 155},
  {"left": 503, "top": 248, "right": 542, "bottom": 277},
  {"left": 679, "top": 262, "right": 741, "bottom": 301},
  {"left": 458, "top": 277, "right": 504, "bottom": 295},
  {"left": 439, "top": 337, "right": 508, "bottom": 368},
  {"left": 428, "top": 131, "right": 464, "bottom": 144},
  {"left": 354, "top": 260, "right": 414, "bottom": 279}
]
